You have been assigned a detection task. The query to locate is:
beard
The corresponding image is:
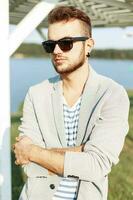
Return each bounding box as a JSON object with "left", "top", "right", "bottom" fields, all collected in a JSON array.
[{"left": 52, "top": 46, "right": 86, "bottom": 75}]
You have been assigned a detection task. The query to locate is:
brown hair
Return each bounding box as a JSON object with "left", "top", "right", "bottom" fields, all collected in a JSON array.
[{"left": 48, "top": 6, "right": 92, "bottom": 37}]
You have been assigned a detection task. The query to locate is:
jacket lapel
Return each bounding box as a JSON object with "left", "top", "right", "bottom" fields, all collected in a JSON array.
[
  {"left": 51, "top": 66, "right": 106, "bottom": 147},
  {"left": 76, "top": 66, "right": 101, "bottom": 146},
  {"left": 51, "top": 77, "right": 67, "bottom": 147}
]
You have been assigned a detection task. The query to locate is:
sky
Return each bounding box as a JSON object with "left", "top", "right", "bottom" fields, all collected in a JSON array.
[{"left": 10, "top": 25, "right": 133, "bottom": 49}]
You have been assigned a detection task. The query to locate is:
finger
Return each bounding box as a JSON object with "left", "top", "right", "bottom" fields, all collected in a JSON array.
[
  {"left": 16, "top": 135, "right": 25, "bottom": 142},
  {"left": 15, "top": 160, "right": 20, "bottom": 165},
  {"left": 15, "top": 158, "right": 29, "bottom": 165},
  {"left": 12, "top": 144, "right": 15, "bottom": 151},
  {"left": 15, "top": 137, "right": 20, "bottom": 142}
]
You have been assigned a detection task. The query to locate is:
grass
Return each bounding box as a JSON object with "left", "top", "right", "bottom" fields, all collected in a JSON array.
[
  {"left": 11, "top": 90, "right": 133, "bottom": 200},
  {"left": 11, "top": 113, "right": 25, "bottom": 200}
]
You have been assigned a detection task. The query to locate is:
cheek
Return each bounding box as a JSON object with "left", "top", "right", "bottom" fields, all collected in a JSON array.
[{"left": 68, "top": 43, "right": 82, "bottom": 56}]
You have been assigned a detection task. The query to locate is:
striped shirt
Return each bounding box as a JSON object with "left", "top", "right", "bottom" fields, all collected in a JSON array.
[{"left": 52, "top": 96, "right": 82, "bottom": 200}]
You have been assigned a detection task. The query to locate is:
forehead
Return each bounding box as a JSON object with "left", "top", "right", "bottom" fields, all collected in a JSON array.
[{"left": 48, "top": 19, "right": 83, "bottom": 40}]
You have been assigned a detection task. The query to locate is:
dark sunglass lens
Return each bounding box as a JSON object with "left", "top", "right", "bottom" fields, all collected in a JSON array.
[
  {"left": 59, "top": 40, "right": 73, "bottom": 52},
  {"left": 43, "top": 41, "right": 55, "bottom": 53}
]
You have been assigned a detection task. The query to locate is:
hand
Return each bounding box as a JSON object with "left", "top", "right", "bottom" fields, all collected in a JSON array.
[
  {"left": 13, "top": 136, "right": 33, "bottom": 165},
  {"left": 76, "top": 144, "right": 84, "bottom": 152}
]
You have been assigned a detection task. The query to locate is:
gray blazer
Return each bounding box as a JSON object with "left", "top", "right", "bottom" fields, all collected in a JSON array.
[{"left": 18, "top": 66, "right": 129, "bottom": 200}]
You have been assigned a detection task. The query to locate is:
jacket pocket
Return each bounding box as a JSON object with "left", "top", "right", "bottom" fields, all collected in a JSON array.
[{"left": 25, "top": 176, "right": 61, "bottom": 200}]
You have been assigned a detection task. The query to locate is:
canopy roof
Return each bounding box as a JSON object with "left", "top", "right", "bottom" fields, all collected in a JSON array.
[{"left": 10, "top": 0, "right": 133, "bottom": 28}]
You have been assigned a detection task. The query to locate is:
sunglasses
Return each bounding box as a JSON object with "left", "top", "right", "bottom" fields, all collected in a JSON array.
[{"left": 42, "top": 36, "right": 89, "bottom": 53}]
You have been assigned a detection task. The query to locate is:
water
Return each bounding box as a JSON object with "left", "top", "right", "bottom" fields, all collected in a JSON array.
[{"left": 10, "top": 58, "right": 133, "bottom": 113}]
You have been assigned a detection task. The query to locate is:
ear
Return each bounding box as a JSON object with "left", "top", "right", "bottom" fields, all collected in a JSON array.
[
  {"left": 87, "top": 38, "right": 94, "bottom": 49},
  {"left": 85, "top": 38, "right": 95, "bottom": 56}
]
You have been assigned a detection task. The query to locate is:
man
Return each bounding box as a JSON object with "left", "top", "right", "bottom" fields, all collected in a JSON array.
[{"left": 13, "top": 6, "right": 129, "bottom": 200}]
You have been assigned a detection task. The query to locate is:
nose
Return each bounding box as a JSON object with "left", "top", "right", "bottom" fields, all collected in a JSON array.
[{"left": 53, "top": 44, "right": 63, "bottom": 54}]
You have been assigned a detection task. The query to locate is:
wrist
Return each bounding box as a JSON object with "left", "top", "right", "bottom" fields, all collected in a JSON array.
[{"left": 29, "top": 144, "right": 38, "bottom": 162}]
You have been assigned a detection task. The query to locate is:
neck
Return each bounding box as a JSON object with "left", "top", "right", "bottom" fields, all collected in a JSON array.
[{"left": 61, "top": 61, "right": 89, "bottom": 96}]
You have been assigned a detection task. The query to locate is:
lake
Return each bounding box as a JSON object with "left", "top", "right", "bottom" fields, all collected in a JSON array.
[{"left": 10, "top": 58, "right": 133, "bottom": 113}]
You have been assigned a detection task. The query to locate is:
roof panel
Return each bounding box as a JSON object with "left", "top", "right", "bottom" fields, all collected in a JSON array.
[{"left": 9, "top": 0, "right": 133, "bottom": 28}]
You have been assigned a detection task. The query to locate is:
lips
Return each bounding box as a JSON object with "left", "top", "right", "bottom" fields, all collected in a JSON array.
[
  {"left": 54, "top": 57, "right": 66, "bottom": 63},
  {"left": 55, "top": 59, "right": 64, "bottom": 62}
]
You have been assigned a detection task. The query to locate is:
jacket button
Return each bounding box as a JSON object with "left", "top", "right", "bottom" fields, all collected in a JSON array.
[{"left": 50, "top": 184, "right": 55, "bottom": 189}]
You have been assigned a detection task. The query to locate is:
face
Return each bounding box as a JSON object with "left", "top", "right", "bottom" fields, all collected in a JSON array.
[{"left": 48, "top": 19, "right": 90, "bottom": 74}]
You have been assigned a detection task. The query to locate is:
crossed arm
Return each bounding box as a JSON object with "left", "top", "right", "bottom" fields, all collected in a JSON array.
[
  {"left": 13, "top": 86, "right": 129, "bottom": 181},
  {"left": 13, "top": 136, "right": 84, "bottom": 176}
]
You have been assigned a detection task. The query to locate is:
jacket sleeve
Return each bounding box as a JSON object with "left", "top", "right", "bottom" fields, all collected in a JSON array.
[
  {"left": 18, "top": 88, "right": 48, "bottom": 177},
  {"left": 64, "top": 86, "right": 130, "bottom": 182},
  {"left": 18, "top": 87, "right": 45, "bottom": 147}
]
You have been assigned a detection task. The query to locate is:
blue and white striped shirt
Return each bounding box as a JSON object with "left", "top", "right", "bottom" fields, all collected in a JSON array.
[{"left": 52, "top": 96, "right": 82, "bottom": 200}]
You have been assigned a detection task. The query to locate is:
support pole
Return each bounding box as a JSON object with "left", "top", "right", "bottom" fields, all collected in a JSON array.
[{"left": 0, "top": 0, "right": 11, "bottom": 199}]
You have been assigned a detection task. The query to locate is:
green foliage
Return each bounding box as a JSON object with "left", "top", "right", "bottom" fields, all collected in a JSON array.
[
  {"left": 11, "top": 113, "right": 24, "bottom": 200},
  {"left": 127, "top": 90, "right": 133, "bottom": 141},
  {"left": 17, "top": 101, "right": 24, "bottom": 114},
  {"left": 12, "top": 151, "right": 24, "bottom": 200},
  {"left": 13, "top": 43, "right": 50, "bottom": 58},
  {"left": 91, "top": 49, "right": 133, "bottom": 60},
  {"left": 11, "top": 90, "right": 133, "bottom": 200},
  {"left": 108, "top": 138, "right": 133, "bottom": 200},
  {"left": 12, "top": 43, "right": 133, "bottom": 59}
]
